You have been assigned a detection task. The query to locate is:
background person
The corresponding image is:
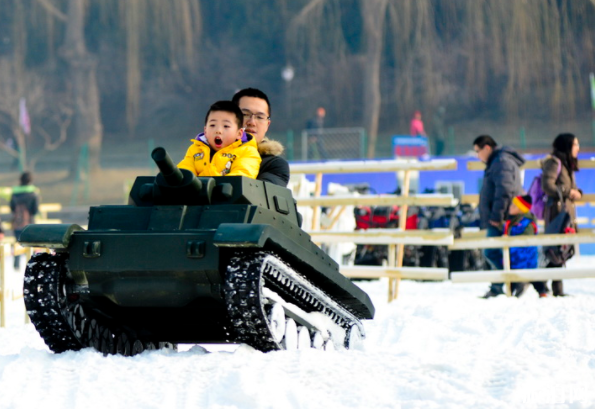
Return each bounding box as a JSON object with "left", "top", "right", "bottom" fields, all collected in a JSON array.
[
  {"left": 10, "top": 171, "right": 40, "bottom": 268},
  {"left": 504, "top": 195, "right": 540, "bottom": 297},
  {"left": 539, "top": 133, "right": 582, "bottom": 297},
  {"left": 306, "top": 106, "right": 328, "bottom": 160},
  {"left": 473, "top": 135, "right": 525, "bottom": 298},
  {"left": 410, "top": 111, "right": 426, "bottom": 137},
  {"left": 231, "top": 88, "right": 290, "bottom": 187}
]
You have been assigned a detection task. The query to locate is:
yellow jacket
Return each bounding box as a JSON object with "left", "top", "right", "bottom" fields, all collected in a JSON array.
[{"left": 178, "top": 132, "right": 261, "bottom": 178}]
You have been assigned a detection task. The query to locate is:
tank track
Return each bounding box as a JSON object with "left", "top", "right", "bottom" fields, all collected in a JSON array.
[
  {"left": 23, "top": 252, "right": 175, "bottom": 356},
  {"left": 224, "top": 251, "right": 365, "bottom": 352}
]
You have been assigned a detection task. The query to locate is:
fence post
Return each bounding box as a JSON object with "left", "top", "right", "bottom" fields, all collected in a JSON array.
[
  {"left": 310, "top": 172, "right": 324, "bottom": 231},
  {"left": 0, "top": 243, "right": 10, "bottom": 328},
  {"left": 502, "top": 245, "right": 513, "bottom": 297},
  {"left": 389, "top": 169, "right": 411, "bottom": 302}
]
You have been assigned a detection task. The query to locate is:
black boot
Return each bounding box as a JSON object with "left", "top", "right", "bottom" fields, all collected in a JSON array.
[
  {"left": 552, "top": 280, "right": 569, "bottom": 297},
  {"left": 512, "top": 282, "right": 528, "bottom": 298}
]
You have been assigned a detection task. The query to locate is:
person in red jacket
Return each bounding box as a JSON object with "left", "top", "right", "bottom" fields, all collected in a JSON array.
[{"left": 410, "top": 111, "right": 426, "bottom": 137}]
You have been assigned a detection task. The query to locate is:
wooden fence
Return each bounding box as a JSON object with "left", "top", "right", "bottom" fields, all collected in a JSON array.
[
  {"left": 291, "top": 157, "right": 595, "bottom": 301},
  {"left": 0, "top": 243, "right": 34, "bottom": 328},
  {"left": 0, "top": 203, "right": 63, "bottom": 232},
  {"left": 291, "top": 159, "right": 458, "bottom": 301}
]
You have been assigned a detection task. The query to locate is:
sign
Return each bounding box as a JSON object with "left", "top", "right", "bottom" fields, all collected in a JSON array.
[{"left": 392, "top": 135, "right": 429, "bottom": 158}]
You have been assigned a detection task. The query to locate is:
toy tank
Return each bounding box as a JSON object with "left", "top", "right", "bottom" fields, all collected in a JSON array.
[{"left": 20, "top": 148, "right": 375, "bottom": 355}]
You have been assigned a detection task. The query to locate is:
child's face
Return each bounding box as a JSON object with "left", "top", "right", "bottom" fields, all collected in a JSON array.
[
  {"left": 509, "top": 202, "right": 521, "bottom": 216},
  {"left": 204, "top": 111, "right": 243, "bottom": 151}
]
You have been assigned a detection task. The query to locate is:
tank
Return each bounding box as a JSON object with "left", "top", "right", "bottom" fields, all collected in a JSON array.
[{"left": 20, "top": 147, "right": 375, "bottom": 355}]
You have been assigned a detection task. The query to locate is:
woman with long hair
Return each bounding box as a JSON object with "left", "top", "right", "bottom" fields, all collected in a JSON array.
[{"left": 539, "top": 133, "right": 582, "bottom": 296}]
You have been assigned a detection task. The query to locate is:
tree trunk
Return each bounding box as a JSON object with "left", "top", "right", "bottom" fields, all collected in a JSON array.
[
  {"left": 362, "top": 0, "right": 388, "bottom": 159},
  {"left": 61, "top": 0, "right": 102, "bottom": 177}
]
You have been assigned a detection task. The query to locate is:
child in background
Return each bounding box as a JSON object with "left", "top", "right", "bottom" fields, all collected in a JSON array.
[
  {"left": 178, "top": 100, "right": 261, "bottom": 178},
  {"left": 504, "top": 194, "right": 544, "bottom": 297}
]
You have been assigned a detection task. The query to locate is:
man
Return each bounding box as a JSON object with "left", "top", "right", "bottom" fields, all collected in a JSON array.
[
  {"left": 305, "top": 106, "right": 328, "bottom": 160},
  {"left": 231, "top": 88, "right": 290, "bottom": 187},
  {"left": 473, "top": 135, "right": 525, "bottom": 298}
]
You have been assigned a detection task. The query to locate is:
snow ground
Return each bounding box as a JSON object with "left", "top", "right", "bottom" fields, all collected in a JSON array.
[{"left": 1, "top": 255, "right": 595, "bottom": 409}]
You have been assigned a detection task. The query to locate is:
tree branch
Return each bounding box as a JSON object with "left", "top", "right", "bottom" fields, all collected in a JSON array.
[{"left": 34, "top": 0, "right": 67, "bottom": 22}]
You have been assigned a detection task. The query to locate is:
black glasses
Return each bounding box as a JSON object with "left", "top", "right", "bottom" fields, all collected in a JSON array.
[{"left": 242, "top": 110, "right": 270, "bottom": 122}]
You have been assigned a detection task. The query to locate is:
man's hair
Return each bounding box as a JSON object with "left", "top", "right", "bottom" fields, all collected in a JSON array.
[
  {"left": 20, "top": 171, "right": 32, "bottom": 186},
  {"left": 231, "top": 88, "right": 272, "bottom": 117},
  {"left": 204, "top": 100, "right": 244, "bottom": 129},
  {"left": 473, "top": 135, "right": 497, "bottom": 149}
]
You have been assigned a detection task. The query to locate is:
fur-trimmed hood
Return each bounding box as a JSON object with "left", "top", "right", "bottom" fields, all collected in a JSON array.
[{"left": 258, "top": 138, "right": 284, "bottom": 157}]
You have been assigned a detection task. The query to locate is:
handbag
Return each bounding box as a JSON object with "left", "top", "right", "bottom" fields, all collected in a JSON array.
[{"left": 543, "top": 188, "right": 576, "bottom": 267}]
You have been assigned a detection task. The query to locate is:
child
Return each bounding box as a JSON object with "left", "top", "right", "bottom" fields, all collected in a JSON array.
[
  {"left": 178, "top": 100, "right": 261, "bottom": 178},
  {"left": 504, "top": 194, "right": 544, "bottom": 297}
]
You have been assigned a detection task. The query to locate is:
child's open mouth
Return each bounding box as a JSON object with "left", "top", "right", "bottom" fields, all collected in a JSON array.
[{"left": 214, "top": 136, "right": 223, "bottom": 147}]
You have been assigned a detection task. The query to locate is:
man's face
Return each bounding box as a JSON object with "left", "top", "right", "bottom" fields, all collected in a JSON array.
[
  {"left": 238, "top": 96, "right": 270, "bottom": 143},
  {"left": 204, "top": 111, "right": 243, "bottom": 151},
  {"left": 474, "top": 144, "right": 492, "bottom": 163}
]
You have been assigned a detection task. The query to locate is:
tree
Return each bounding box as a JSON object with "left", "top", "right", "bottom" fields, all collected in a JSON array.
[
  {"left": 7, "top": 0, "right": 203, "bottom": 176},
  {"left": 0, "top": 59, "right": 71, "bottom": 172}
]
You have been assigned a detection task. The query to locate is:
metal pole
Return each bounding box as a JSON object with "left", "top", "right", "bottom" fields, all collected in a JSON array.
[
  {"left": 148, "top": 138, "right": 156, "bottom": 174},
  {"left": 520, "top": 127, "right": 527, "bottom": 150},
  {"left": 448, "top": 127, "right": 455, "bottom": 155},
  {"left": 286, "top": 130, "right": 294, "bottom": 161}
]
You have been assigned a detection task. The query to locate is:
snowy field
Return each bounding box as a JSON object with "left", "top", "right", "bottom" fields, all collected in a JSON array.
[{"left": 1, "top": 255, "right": 595, "bottom": 409}]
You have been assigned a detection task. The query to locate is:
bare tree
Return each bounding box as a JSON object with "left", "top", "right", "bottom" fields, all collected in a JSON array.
[
  {"left": 0, "top": 59, "right": 71, "bottom": 172},
  {"left": 362, "top": 0, "right": 388, "bottom": 158}
]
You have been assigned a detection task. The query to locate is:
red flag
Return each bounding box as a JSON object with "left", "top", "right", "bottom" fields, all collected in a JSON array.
[{"left": 19, "top": 98, "right": 31, "bottom": 135}]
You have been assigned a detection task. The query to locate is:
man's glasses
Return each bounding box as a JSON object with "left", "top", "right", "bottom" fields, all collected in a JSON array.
[{"left": 242, "top": 110, "right": 270, "bottom": 122}]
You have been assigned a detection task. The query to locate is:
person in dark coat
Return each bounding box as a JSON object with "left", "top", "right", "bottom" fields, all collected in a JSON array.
[
  {"left": 538, "top": 133, "right": 582, "bottom": 297},
  {"left": 473, "top": 135, "right": 525, "bottom": 298},
  {"left": 231, "top": 88, "right": 290, "bottom": 187},
  {"left": 10, "top": 171, "right": 40, "bottom": 268}
]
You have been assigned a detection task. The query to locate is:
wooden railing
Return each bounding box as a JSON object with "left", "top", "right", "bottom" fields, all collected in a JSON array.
[
  {"left": 0, "top": 243, "right": 35, "bottom": 327},
  {"left": 449, "top": 231, "right": 595, "bottom": 296},
  {"left": 0, "top": 203, "right": 63, "bottom": 232},
  {"left": 291, "top": 159, "right": 458, "bottom": 301}
]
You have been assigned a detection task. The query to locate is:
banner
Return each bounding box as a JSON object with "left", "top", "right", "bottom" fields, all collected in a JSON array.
[
  {"left": 392, "top": 135, "right": 429, "bottom": 158},
  {"left": 19, "top": 98, "right": 31, "bottom": 135}
]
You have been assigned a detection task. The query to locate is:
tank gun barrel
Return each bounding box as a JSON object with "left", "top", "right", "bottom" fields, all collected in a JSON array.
[{"left": 152, "top": 147, "right": 184, "bottom": 186}]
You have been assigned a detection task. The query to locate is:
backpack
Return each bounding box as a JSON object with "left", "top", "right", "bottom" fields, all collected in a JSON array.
[
  {"left": 528, "top": 157, "right": 561, "bottom": 220},
  {"left": 543, "top": 209, "right": 576, "bottom": 267}
]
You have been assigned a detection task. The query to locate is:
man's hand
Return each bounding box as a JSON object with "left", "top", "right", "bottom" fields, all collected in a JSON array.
[
  {"left": 489, "top": 220, "right": 501, "bottom": 228},
  {"left": 569, "top": 189, "right": 582, "bottom": 201}
]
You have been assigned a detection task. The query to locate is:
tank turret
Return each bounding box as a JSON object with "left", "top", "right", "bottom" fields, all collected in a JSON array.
[{"left": 20, "top": 148, "right": 374, "bottom": 355}]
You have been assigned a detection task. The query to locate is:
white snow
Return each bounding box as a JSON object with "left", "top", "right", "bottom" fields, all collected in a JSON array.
[{"left": 2, "top": 256, "right": 595, "bottom": 409}]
